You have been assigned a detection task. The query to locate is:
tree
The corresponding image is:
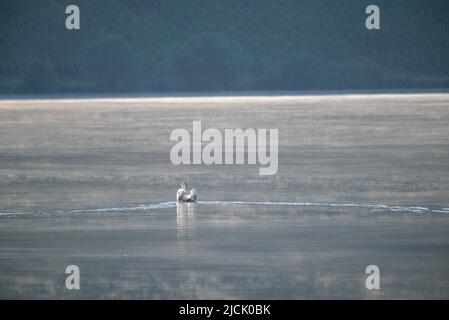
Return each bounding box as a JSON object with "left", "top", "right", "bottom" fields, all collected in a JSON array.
[
  {"left": 150, "top": 32, "right": 252, "bottom": 92},
  {"left": 84, "top": 34, "right": 145, "bottom": 92},
  {"left": 19, "top": 61, "right": 58, "bottom": 93}
]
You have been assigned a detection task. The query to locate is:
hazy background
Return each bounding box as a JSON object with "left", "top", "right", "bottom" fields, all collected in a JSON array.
[{"left": 1, "top": 0, "right": 448, "bottom": 95}]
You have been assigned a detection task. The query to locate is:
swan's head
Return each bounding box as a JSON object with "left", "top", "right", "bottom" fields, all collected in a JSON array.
[{"left": 190, "top": 188, "right": 198, "bottom": 200}]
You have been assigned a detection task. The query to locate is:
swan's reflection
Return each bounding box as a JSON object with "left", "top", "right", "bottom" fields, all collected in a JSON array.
[{"left": 176, "top": 202, "right": 196, "bottom": 246}]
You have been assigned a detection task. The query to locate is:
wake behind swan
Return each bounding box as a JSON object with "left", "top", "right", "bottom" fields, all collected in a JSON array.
[
  {"left": 1, "top": 201, "right": 449, "bottom": 217},
  {"left": 66, "top": 201, "right": 449, "bottom": 215}
]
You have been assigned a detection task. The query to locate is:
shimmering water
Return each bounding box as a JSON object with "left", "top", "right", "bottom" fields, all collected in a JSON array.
[
  {"left": 1, "top": 93, "right": 449, "bottom": 299},
  {"left": 1, "top": 202, "right": 449, "bottom": 299}
]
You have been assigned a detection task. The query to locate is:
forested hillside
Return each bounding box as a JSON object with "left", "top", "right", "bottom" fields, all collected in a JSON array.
[{"left": 0, "top": 0, "right": 448, "bottom": 94}]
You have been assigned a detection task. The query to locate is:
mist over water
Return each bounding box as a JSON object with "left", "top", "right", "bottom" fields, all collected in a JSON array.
[
  {"left": 1, "top": 93, "right": 449, "bottom": 298},
  {"left": 1, "top": 0, "right": 449, "bottom": 301}
]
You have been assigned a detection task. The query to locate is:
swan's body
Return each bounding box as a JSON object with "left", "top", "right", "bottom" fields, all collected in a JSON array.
[{"left": 176, "top": 181, "right": 198, "bottom": 202}]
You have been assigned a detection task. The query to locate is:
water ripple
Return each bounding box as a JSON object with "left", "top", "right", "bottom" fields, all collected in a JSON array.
[{"left": 1, "top": 200, "right": 449, "bottom": 217}]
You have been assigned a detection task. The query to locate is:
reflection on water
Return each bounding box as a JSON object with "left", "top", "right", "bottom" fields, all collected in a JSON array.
[
  {"left": 1, "top": 204, "right": 449, "bottom": 299},
  {"left": 176, "top": 202, "right": 196, "bottom": 246}
]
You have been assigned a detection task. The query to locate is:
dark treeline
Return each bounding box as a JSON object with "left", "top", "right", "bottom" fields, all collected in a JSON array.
[{"left": 0, "top": 0, "right": 448, "bottom": 94}]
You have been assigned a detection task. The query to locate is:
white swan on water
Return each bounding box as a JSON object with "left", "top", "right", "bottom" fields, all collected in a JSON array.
[{"left": 176, "top": 180, "right": 198, "bottom": 203}]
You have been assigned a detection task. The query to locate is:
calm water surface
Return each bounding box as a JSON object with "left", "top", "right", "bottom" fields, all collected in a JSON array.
[{"left": 1, "top": 202, "right": 449, "bottom": 299}]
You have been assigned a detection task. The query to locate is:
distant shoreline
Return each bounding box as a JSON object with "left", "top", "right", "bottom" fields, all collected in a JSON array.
[{"left": 1, "top": 88, "right": 449, "bottom": 101}]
